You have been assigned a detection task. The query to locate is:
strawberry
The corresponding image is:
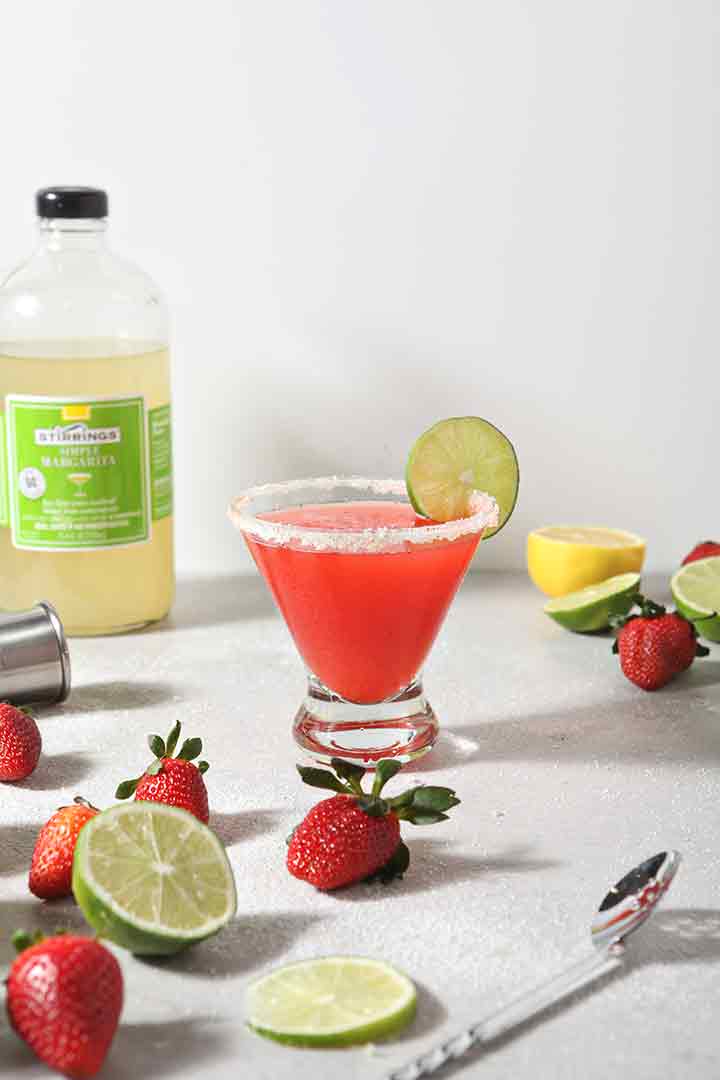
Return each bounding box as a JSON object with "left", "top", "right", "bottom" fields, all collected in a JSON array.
[
  {"left": 115, "top": 719, "right": 209, "bottom": 823},
  {"left": 287, "top": 758, "right": 460, "bottom": 890},
  {"left": 29, "top": 797, "right": 100, "bottom": 900},
  {"left": 682, "top": 540, "right": 720, "bottom": 566},
  {"left": 0, "top": 702, "right": 42, "bottom": 782},
  {"left": 6, "top": 931, "right": 123, "bottom": 1079},
  {"left": 612, "top": 595, "right": 709, "bottom": 691}
]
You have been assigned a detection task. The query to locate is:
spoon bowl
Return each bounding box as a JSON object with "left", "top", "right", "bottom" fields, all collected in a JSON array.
[{"left": 592, "top": 850, "right": 681, "bottom": 950}]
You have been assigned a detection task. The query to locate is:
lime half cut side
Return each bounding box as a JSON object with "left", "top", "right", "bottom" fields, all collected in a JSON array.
[
  {"left": 72, "top": 802, "right": 237, "bottom": 955},
  {"left": 544, "top": 572, "right": 641, "bottom": 632},
  {"left": 246, "top": 956, "right": 417, "bottom": 1047},
  {"left": 671, "top": 557, "right": 720, "bottom": 642},
  {"left": 406, "top": 416, "right": 519, "bottom": 536}
]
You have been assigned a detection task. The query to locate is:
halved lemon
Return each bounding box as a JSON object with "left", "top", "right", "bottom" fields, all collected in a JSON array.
[{"left": 527, "top": 526, "right": 646, "bottom": 597}]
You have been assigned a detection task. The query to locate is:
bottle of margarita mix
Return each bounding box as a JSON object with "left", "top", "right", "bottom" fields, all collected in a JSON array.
[{"left": 0, "top": 187, "right": 174, "bottom": 635}]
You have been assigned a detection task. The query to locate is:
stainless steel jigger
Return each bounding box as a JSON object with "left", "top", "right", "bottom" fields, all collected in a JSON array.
[{"left": 0, "top": 602, "right": 71, "bottom": 705}]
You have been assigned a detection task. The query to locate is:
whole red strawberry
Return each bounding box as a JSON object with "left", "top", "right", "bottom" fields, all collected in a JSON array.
[
  {"left": 29, "top": 797, "right": 100, "bottom": 899},
  {"left": 0, "top": 703, "right": 42, "bottom": 782},
  {"left": 287, "top": 758, "right": 460, "bottom": 890},
  {"left": 613, "top": 596, "right": 709, "bottom": 691},
  {"left": 6, "top": 931, "right": 123, "bottom": 1078},
  {"left": 115, "top": 720, "right": 209, "bottom": 823},
  {"left": 682, "top": 540, "right": 720, "bottom": 566}
]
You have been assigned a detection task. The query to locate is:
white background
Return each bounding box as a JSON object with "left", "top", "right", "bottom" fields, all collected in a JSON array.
[{"left": 1, "top": 1, "right": 718, "bottom": 575}]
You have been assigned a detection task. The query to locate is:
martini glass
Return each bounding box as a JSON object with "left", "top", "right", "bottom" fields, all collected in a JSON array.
[
  {"left": 229, "top": 476, "right": 498, "bottom": 767},
  {"left": 68, "top": 472, "right": 92, "bottom": 496}
]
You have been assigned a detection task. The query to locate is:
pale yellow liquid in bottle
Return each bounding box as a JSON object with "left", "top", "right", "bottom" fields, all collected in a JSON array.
[{"left": 0, "top": 342, "right": 174, "bottom": 635}]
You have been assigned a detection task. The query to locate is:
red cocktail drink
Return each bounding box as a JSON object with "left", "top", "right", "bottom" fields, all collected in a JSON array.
[{"left": 229, "top": 478, "right": 497, "bottom": 766}]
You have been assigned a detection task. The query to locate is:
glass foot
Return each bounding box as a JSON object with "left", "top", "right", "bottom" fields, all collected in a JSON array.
[{"left": 293, "top": 677, "right": 438, "bottom": 768}]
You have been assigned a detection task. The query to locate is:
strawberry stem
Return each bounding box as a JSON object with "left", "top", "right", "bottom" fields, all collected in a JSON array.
[{"left": 72, "top": 795, "right": 100, "bottom": 811}]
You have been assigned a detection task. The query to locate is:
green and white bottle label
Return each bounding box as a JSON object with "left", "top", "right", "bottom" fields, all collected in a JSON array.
[{"left": 4, "top": 395, "right": 172, "bottom": 551}]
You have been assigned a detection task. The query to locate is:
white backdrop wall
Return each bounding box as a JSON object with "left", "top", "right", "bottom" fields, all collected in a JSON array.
[{"left": 1, "top": 1, "right": 718, "bottom": 575}]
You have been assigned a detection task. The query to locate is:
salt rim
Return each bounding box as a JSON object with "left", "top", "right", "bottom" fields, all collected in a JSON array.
[{"left": 227, "top": 476, "right": 499, "bottom": 553}]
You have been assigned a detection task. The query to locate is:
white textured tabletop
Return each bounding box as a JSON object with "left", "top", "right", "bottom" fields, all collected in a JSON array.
[{"left": 2, "top": 571, "right": 719, "bottom": 1079}]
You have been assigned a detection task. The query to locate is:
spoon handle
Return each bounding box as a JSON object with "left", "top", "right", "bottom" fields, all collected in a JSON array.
[{"left": 386, "top": 949, "right": 623, "bottom": 1080}]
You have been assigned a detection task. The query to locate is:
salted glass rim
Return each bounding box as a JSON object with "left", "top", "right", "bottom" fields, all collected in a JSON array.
[{"left": 227, "top": 475, "right": 499, "bottom": 553}]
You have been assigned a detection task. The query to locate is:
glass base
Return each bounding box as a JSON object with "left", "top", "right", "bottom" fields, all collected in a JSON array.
[{"left": 293, "top": 676, "right": 438, "bottom": 768}]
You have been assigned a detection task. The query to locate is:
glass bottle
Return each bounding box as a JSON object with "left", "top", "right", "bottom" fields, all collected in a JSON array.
[{"left": 0, "top": 187, "right": 174, "bottom": 635}]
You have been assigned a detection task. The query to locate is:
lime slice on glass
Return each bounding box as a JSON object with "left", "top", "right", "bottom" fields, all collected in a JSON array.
[
  {"left": 72, "top": 802, "right": 237, "bottom": 955},
  {"left": 246, "top": 956, "right": 417, "bottom": 1046},
  {"left": 544, "top": 572, "right": 641, "bottom": 632},
  {"left": 671, "top": 557, "right": 720, "bottom": 642},
  {"left": 405, "top": 416, "right": 518, "bottom": 536}
]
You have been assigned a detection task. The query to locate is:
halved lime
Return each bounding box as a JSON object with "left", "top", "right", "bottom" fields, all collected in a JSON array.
[
  {"left": 246, "top": 956, "right": 417, "bottom": 1046},
  {"left": 72, "top": 802, "right": 237, "bottom": 955},
  {"left": 544, "top": 572, "right": 641, "bottom": 632},
  {"left": 406, "top": 416, "right": 519, "bottom": 536},
  {"left": 671, "top": 557, "right": 720, "bottom": 642}
]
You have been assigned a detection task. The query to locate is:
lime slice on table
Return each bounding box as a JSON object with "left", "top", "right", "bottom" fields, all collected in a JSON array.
[
  {"left": 405, "top": 416, "right": 519, "bottom": 536},
  {"left": 72, "top": 802, "right": 237, "bottom": 955},
  {"left": 544, "top": 572, "right": 641, "bottom": 632},
  {"left": 671, "top": 557, "right": 720, "bottom": 642},
  {"left": 246, "top": 956, "right": 417, "bottom": 1047}
]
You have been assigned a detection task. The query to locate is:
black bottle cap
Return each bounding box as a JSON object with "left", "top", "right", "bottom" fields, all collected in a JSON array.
[{"left": 36, "top": 187, "right": 108, "bottom": 219}]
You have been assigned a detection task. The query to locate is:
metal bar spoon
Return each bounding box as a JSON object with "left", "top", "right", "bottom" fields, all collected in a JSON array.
[{"left": 387, "top": 850, "right": 681, "bottom": 1080}]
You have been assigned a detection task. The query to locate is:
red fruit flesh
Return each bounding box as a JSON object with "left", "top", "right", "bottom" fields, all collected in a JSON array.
[
  {"left": 682, "top": 541, "right": 720, "bottom": 566},
  {"left": 617, "top": 613, "right": 698, "bottom": 691},
  {"left": 0, "top": 704, "right": 42, "bottom": 782},
  {"left": 134, "top": 757, "right": 209, "bottom": 823},
  {"left": 29, "top": 803, "right": 99, "bottom": 899},
  {"left": 7, "top": 936, "right": 123, "bottom": 1079},
  {"left": 287, "top": 794, "right": 401, "bottom": 890}
]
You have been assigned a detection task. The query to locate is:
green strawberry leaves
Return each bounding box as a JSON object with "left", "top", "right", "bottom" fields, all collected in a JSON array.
[
  {"left": 115, "top": 778, "right": 140, "bottom": 799},
  {"left": 371, "top": 759, "right": 402, "bottom": 796},
  {"left": 177, "top": 737, "right": 202, "bottom": 762},
  {"left": 366, "top": 840, "right": 411, "bottom": 884},
  {"left": 116, "top": 720, "right": 209, "bottom": 801},
  {"left": 148, "top": 734, "right": 166, "bottom": 759},
  {"left": 331, "top": 759, "right": 366, "bottom": 794},
  {"left": 12, "top": 929, "right": 46, "bottom": 953},
  {"left": 164, "top": 720, "right": 181, "bottom": 758},
  {"left": 296, "top": 756, "right": 461, "bottom": 825},
  {"left": 296, "top": 765, "right": 349, "bottom": 794}
]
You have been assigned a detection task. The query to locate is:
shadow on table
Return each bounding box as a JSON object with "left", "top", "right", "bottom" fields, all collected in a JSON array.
[
  {"left": 141, "top": 911, "right": 325, "bottom": 978},
  {"left": 0, "top": 898, "right": 86, "bottom": 967},
  {"left": 104, "top": 1018, "right": 234, "bottom": 1079},
  {"left": 412, "top": 679, "right": 720, "bottom": 775},
  {"left": 210, "top": 808, "right": 283, "bottom": 847},
  {"left": 0, "top": 823, "right": 41, "bottom": 876},
  {"left": 393, "top": 979, "right": 448, "bottom": 1044},
  {"left": 147, "top": 574, "right": 275, "bottom": 633},
  {"left": 56, "top": 680, "right": 180, "bottom": 715},
  {"left": 13, "top": 752, "right": 94, "bottom": 792},
  {"left": 331, "top": 840, "right": 561, "bottom": 903},
  {"left": 411, "top": 907, "right": 720, "bottom": 1078}
]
